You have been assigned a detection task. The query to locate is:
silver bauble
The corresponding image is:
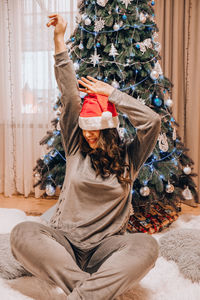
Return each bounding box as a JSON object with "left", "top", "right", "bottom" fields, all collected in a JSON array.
[
  {"left": 140, "top": 186, "right": 150, "bottom": 196},
  {"left": 165, "top": 183, "right": 174, "bottom": 193},
  {"left": 78, "top": 43, "right": 84, "bottom": 50},
  {"left": 111, "top": 79, "right": 120, "bottom": 89},
  {"left": 183, "top": 165, "right": 191, "bottom": 175},
  {"left": 85, "top": 18, "right": 91, "bottom": 26},
  {"left": 164, "top": 98, "right": 173, "bottom": 107},
  {"left": 150, "top": 70, "right": 159, "bottom": 80},
  {"left": 113, "top": 23, "right": 120, "bottom": 31},
  {"left": 46, "top": 184, "right": 55, "bottom": 196}
]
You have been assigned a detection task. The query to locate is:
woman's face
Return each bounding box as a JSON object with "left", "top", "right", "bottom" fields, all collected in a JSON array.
[{"left": 82, "top": 129, "right": 101, "bottom": 149}]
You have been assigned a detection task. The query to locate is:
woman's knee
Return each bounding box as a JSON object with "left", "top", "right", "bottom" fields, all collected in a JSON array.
[
  {"left": 125, "top": 233, "right": 159, "bottom": 264},
  {"left": 10, "top": 221, "right": 41, "bottom": 254}
]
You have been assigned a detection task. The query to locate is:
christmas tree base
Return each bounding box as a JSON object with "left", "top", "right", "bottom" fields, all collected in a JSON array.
[{"left": 127, "top": 202, "right": 180, "bottom": 234}]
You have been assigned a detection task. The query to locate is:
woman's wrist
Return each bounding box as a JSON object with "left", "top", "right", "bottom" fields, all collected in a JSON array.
[{"left": 54, "top": 35, "right": 67, "bottom": 54}]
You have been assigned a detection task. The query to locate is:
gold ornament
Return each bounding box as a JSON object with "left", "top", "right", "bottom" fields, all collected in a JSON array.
[
  {"left": 150, "top": 70, "right": 159, "bottom": 80},
  {"left": 140, "top": 186, "right": 150, "bottom": 196},
  {"left": 165, "top": 181, "right": 174, "bottom": 193}
]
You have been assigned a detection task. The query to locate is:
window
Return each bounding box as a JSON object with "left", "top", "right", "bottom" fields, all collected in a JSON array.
[{"left": 21, "top": 0, "right": 77, "bottom": 114}]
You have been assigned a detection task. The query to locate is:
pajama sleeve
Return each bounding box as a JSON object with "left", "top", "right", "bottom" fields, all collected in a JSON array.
[
  {"left": 108, "top": 88, "right": 161, "bottom": 173},
  {"left": 54, "top": 50, "right": 82, "bottom": 157}
]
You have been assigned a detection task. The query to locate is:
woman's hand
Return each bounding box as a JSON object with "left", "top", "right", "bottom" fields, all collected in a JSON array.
[
  {"left": 78, "top": 76, "right": 115, "bottom": 97},
  {"left": 46, "top": 14, "right": 67, "bottom": 39},
  {"left": 46, "top": 14, "right": 67, "bottom": 54}
]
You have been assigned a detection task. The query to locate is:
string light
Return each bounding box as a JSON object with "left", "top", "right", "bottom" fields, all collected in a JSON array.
[
  {"left": 78, "top": 23, "right": 156, "bottom": 35},
  {"left": 72, "top": 47, "right": 159, "bottom": 68},
  {"left": 144, "top": 148, "right": 183, "bottom": 166}
]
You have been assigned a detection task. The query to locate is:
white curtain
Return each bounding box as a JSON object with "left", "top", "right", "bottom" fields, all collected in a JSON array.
[{"left": 0, "top": 0, "right": 77, "bottom": 197}]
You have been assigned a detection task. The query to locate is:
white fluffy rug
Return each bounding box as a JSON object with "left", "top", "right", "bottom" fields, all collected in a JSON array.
[{"left": 1, "top": 208, "right": 200, "bottom": 300}]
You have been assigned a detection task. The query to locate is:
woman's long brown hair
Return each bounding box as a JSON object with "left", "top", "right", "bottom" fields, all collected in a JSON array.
[{"left": 79, "top": 128, "right": 132, "bottom": 186}]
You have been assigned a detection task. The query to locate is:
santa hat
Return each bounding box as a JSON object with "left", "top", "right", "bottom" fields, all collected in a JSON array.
[{"left": 78, "top": 93, "right": 119, "bottom": 130}]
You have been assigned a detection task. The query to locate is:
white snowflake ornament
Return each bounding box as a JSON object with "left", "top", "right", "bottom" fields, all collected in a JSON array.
[
  {"left": 90, "top": 49, "right": 101, "bottom": 67},
  {"left": 94, "top": 18, "right": 105, "bottom": 32}
]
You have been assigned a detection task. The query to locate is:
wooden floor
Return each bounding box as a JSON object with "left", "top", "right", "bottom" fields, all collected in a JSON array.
[{"left": 0, "top": 193, "right": 200, "bottom": 216}]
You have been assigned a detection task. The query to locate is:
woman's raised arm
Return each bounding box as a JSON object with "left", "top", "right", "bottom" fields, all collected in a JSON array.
[{"left": 47, "top": 14, "right": 82, "bottom": 156}]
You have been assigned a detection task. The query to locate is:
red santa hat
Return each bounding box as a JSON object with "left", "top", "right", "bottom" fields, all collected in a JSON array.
[{"left": 78, "top": 93, "right": 119, "bottom": 130}]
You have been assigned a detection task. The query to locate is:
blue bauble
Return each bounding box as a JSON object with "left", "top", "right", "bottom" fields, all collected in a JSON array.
[
  {"left": 96, "top": 42, "right": 101, "bottom": 47},
  {"left": 104, "top": 77, "right": 108, "bottom": 82},
  {"left": 153, "top": 96, "right": 162, "bottom": 107},
  {"left": 151, "top": 1, "right": 155, "bottom": 5},
  {"left": 136, "top": 44, "right": 140, "bottom": 49},
  {"left": 122, "top": 14, "right": 127, "bottom": 20},
  {"left": 71, "top": 37, "right": 75, "bottom": 42}
]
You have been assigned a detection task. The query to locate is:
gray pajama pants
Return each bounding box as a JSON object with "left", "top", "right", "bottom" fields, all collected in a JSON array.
[{"left": 10, "top": 221, "right": 159, "bottom": 300}]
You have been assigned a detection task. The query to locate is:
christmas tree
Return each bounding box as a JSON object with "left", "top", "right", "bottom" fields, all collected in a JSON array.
[{"left": 33, "top": 0, "right": 198, "bottom": 233}]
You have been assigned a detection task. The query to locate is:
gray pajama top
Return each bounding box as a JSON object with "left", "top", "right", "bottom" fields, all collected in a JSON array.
[{"left": 49, "top": 50, "right": 161, "bottom": 250}]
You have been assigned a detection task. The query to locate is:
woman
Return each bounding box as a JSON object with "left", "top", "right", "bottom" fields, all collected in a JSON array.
[{"left": 10, "top": 14, "right": 161, "bottom": 299}]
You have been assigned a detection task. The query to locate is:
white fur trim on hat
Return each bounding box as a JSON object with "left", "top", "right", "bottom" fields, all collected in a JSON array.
[{"left": 78, "top": 115, "right": 119, "bottom": 130}]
